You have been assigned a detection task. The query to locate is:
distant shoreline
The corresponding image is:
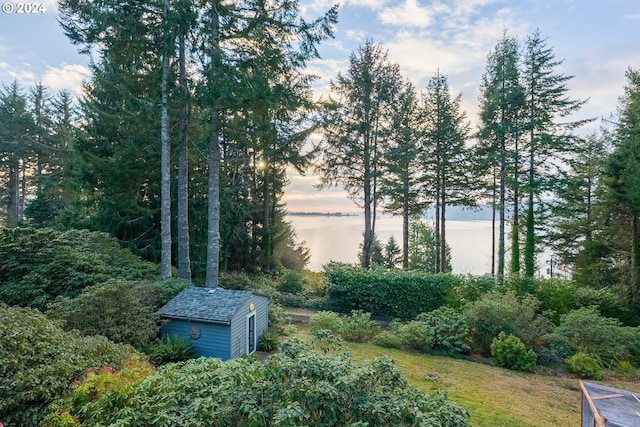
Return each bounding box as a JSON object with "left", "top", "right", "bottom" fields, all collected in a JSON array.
[{"left": 286, "top": 211, "right": 358, "bottom": 217}]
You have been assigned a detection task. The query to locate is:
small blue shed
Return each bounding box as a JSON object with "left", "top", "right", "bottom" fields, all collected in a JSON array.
[{"left": 158, "top": 287, "right": 269, "bottom": 360}]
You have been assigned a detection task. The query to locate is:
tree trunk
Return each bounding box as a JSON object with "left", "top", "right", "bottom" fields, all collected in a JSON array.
[
  {"left": 402, "top": 176, "right": 409, "bottom": 269},
  {"left": 177, "top": 34, "right": 192, "bottom": 281},
  {"left": 498, "top": 132, "right": 506, "bottom": 284},
  {"left": 511, "top": 130, "right": 520, "bottom": 275},
  {"left": 524, "top": 127, "right": 536, "bottom": 277},
  {"left": 632, "top": 212, "right": 640, "bottom": 307},
  {"left": 160, "top": 0, "right": 172, "bottom": 280},
  {"left": 491, "top": 167, "right": 496, "bottom": 276},
  {"left": 440, "top": 184, "right": 446, "bottom": 273},
  {"left": 263, "top": 166, "right": 270, "bottom": 272},
  {"left": 7, "top": 157, "right": 20, "bottom": 227},
  {"left": 206, "top": 5, "right": 221, "bottom": 288}
]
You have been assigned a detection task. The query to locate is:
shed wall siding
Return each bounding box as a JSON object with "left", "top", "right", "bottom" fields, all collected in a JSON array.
[
  {"left": 161, "top": 320, "right": 230, "bottom": 360},
  {"left": 228, "top": 295, "right": 270, "bottom": 358}
]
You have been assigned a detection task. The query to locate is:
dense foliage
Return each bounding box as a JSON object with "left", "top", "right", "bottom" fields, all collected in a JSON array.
[
  {"left": 46, "top": 279, "right": 187, "bottom": 348},
  {"left": 548, "top": 307, "right": 640, "bottom": 365},
  {"left": 0, "top": 304, "right": 135, "bottom": 427},
  {"left": 463, "top": 290, "right": 544, "bottom": 355},
  {"left": 490, "top": 332, "right": 537, "bottom": 372},
  {"left": 45, "top": 334, "right": 469, "bottom": 427},
  {"left": 0, "top": 227, "right": 158, "bottom": 310},
  {"left": 325, "top": 262, "right": 453, "bottom": 319}
]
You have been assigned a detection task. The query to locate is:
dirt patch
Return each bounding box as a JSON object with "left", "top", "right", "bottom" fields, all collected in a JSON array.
[{"left": 284, "top": 307, "right": 319, "bottom": 323}]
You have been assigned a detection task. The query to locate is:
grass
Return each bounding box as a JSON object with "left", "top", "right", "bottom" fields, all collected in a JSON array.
[{"left": 290, "top": 324, "right": 640, "bottom": 427}]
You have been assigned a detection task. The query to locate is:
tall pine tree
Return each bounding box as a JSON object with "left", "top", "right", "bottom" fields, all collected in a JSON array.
[{"left": 317, "top": 41, "right": 402, "bottom": 268}]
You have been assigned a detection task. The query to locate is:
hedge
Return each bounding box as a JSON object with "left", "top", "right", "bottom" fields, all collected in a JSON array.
[{"left": 325, "top": 263, "right": 461, "bottom": 320}]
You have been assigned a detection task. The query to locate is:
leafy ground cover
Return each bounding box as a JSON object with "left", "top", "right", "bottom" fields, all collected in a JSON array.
[{"left": 293, "top": 323, "right": 640, "bottom": 427}]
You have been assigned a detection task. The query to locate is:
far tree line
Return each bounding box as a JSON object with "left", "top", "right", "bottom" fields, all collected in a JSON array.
[{"left": 0, "top": 0, "right": 639, "bottom": 311}]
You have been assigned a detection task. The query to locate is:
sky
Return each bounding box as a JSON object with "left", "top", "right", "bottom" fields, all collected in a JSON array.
[{"left": 1, "top": 0, "right": 639, "bottom": 213}]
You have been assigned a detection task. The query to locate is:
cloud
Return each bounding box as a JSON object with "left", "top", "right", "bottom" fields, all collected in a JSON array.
[
  {"left": 346, "top": 0, "right": 391, "bottom": 11},
  {"left": 41, "top": 63, "right": 90, "bottom": 94},
  {"left": 379, "top": 0, "right": 438, "bottom": 27}
]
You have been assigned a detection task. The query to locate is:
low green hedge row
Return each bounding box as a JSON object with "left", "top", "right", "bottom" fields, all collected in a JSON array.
[{"left": 325, "top": 263, "right": 491, "bottom": 320}]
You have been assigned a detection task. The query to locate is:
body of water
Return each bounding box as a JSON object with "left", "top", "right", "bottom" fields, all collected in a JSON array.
[{"left": 287, "top": 214, "right": 496, "bottom": 275}]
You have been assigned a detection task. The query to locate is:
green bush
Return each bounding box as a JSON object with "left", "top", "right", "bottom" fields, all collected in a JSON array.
[
  {"left": 277, "top": 269, "right": 305, "bottom": 293},
  {"left": 535, "top": 279, "right": 626, "bottom": 323},
  {"left": 396, "top": 321, "right": 434, "bottom": 352},
  {"left": 490, "top": 332, "right": 537, "bottom": 372},
  {"left": 47, "top": 280, "right": 159, "bottom": 348},
  {"left": 0, "top": 304, "right": 135, "bottom": 427},
  {"left": 0, "top": 227, "right": 158, "bottom": 310},
  {"left": 551, "top": 306, "right": 640, "bottom": 364},
  {"left": 447, "top": 275, "right": 495, "bottom": 309},
  {"left": 258, "top": 329, "right": 281, "bottom": 352},
  {"left": 535, "top": 336, "right": 574, "bottom": 368},
  {"left": 372, "top": 330, "right": 407, "bottom": 349},
  {"left": 325, "top": 262, "right": 454, "bottom": 320},
  {"left": 267, "top": 301, "right": 293, "bottom": 335},
  {"left": 566, "top": 352, "right": 604, "bottom": 379},
  {"left": 416, "top": 307, "right": 471, "bottom": 355},
  {"left": 43, "top": 354, "right": 155, "bottom": 427},
  {"left": 309, "top": 310, "right": 344, "bottom": 334},
  {"left": 341, "top": 310, "right": 379, "bottom": 342},
  {"left": 144, "top": 335, "right": 194, "bottom": 366},
  {"left": 46, "top": 335, "right": 469, "bottom": 426},
  {"left": 463, "top": 290, "right": 541, "bottom": 355}
]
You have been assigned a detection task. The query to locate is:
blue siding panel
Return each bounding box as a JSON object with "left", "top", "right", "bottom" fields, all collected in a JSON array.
[
  {"left": 228, "top": 295, "right": 270, "bottom": 358},
  {"left": 161, "top": 320, "right": 230, "bottom": 360}
]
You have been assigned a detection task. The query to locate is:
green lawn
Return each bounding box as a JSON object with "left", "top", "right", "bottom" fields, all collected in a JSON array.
[{"left": 290, "top": 325, "right": 640, "bottom": 427}]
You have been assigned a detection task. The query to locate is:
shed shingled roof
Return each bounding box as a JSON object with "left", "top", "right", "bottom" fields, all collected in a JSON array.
[{"left": 158, "top": 287, "right": 253, "bottom": 325}]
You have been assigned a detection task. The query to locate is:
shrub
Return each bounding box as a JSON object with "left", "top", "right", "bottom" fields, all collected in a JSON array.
[
  {"left": 47, "top": 336, "right": 469, "bottom": 426},
  {"left": 341, "top": 310, "right": 379, "bottom": 342},
  {"left": 416, "top": 307, "right": 471, "bottom": 355},
  {"left": 396, "top": 321, "right": 434, "bottom": 352},
  {"left": 146, "top": 278, "right": 190, "bottom": 307},
  {"left": 144, "top": 335, "right": 194, "bottom": 366},
  {"left": 268, "top": 302, "right": 293, "bottom": 335},
  {"left": 309, "top": 310, "right": 344, "bottom": 334},
  {"left": 566, "top": 352, "right": 604, "bottom": 379},
  {"left": 277, "top": 270, "right": 305, "bottom": 294},
  {"left": 0, "top": 227, "right": 158, "bottom": 310},
  {"left": 258, "top": 329, "right": 281, "bottom": 352},
  {"left": 0, "top": 304, "right": 135, "bottom": 427},
  {"left": 463, "top": 290, "right": 540, "bottom": 355},
  {"left": 535, "top": 279, "right": 577, "bottom": 323},
  {"left": 43, "top": 354, "right": 155, "bottom": 427},
  {"left": 535, "top": 336, "right": 574, "bottom": 368},
  {"left": 551, "top": 306, "right": 639, "bottom": 364},
  {"left": 372, "top": 330, "right": 406, "bottom": 349},
  {"left": 325, "top": 262, "right": 453, "bottom": 320},
  {"left": 47, "top": 280, "right": 159, "bottom": 349},
  {"left": 490, "top": 332, "right": 537, "bottom": 372},
  {"left": 447, "top": 275, "right": 495, "bottom": 309}
]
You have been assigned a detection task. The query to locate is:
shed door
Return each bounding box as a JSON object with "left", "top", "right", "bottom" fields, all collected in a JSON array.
[{"left": 247, "top": 312, "right": 256, "bottom": 354}]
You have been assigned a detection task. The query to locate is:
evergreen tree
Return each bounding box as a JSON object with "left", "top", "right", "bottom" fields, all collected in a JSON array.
[
  {"left": 477, "top": 33, "right": 525, "bottom": 282},
  {"left": 548, "top": 133, "right": 610, "bottom": 286},
  {"left": 380, "top": 81, "right": 424, "bottom": 269},
  {"left": 383, "top": 235, "right": 402, "bottom": 269},
  {"left": 603, "top": 68, "right": 640, "bottom": 307},
  {"left": 420, "top": 71, "right": 473, "bottom": 273},
  {"left": 0, "top": 82, "right": 35, "bottom": 226},
  {"left": 521, "top": 29, "right": 589, "bottom": 278},
  {"left": 317, "top": 42, "right": 402, "bottom": 268},
  {"left": 24, "top": 89, "right": 78, "bottom": 226},
  {"left": 408, "top": 218, "right": 451, "bottom": 273}
]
